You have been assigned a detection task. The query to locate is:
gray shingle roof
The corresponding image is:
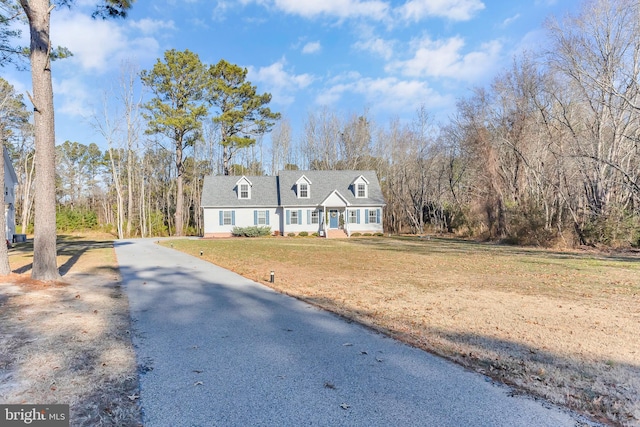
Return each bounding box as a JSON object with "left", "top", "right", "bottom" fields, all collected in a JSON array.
[
  {"left": 278, "top": 170, "right": 385, "bottom": 206},
  {"left": 201, "top": 170, "right": 385, "bottom": 207},
  {"left": 201, "top": 175, "right": 279, "bottom": 207}
]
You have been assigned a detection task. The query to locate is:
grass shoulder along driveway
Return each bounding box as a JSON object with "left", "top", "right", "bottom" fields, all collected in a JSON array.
[{"left": 164, "top": 236, "right": 640, "bottom": 426}]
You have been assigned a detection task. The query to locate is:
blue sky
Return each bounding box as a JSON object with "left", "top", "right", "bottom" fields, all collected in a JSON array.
[{"left": 4, "top": 0, "right": 582, "bottom": 150}]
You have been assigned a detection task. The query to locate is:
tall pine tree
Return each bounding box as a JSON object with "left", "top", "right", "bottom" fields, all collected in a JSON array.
[
  {"left": 16, "top": 0, "right": 133, "bottom": 280},
  {"left": 208, "top": 59, "right": 280, "bottom": 176},
  {"left": 141, "top": 49, "right": 208, "bottom": 236}
]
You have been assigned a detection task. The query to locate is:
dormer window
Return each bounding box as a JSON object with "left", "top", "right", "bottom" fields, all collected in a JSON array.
[
  {"left": 236, "top": 176, "right": 252, "bottom": 200},
  {"left": 239, "top": 184, "right": 250, "bottom": 199},
  {"left": 352, "top": 175, "right": 369, "bottom": 198},
  {"left": 299, "top": 183, "right": 308, "bottom": 198},
  {"left": 296, "top": 175, "right": 312, "bottom": 199}
]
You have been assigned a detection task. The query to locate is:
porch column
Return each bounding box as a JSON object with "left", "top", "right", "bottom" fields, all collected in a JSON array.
[{"left": 322, "top": 206, "right": 326, "bottom": 237}]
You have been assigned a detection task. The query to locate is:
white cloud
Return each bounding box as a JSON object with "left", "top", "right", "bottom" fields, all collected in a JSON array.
[
  {"left": 248, "top": 59, "right": 315, "bottom": 106},
  {"left": 51, "top": 10, "right": 162, "bottom": 73},
  {"left": 190, "top": 18, "right": 209, "bottom": 28},
  {"left": 397, "top": 0, "right": 485, "bottom": 22},
  {"left": 165, "top": 0, "right": 199, "bottom": 4},
  {"left": 302, "top": 41, "right": 322, "bottom": 54},
  {"left": 353, "top": 36, "right": 395, "bottom": 60},
  {"left": 125, "top": 37, "right": 162, "bottom": 63},
  {"left": 351, "top": 25, "right": 395, "bottom": 60},
  {"left": 238, "top": 0, "right": 489, "bottom": 23},
  {"left": 386, "top": 35, "right": 501, "bottom": 82},
  {"left": 53, "top": 12, "right": 126, "bottom": 71},
  {"left": 316, "top": 73, "right": 451, "bottom": 113},
  {"left": 129, "top": 18, "right": 176, "bottom": 35},
  {"left": 245, "top": 0, "right": 390, "bottom": 20},
  {"left": 211, "top": 1, "right": 232, "bottom": 21},
  {"left": 238, "top": 0, "right": 487, "bottom": 23},
  {"left": 54, "top": 77, "right": 93, "bottom": 119},
  {"left": 500, "top": 13, "right": 520, "bottom": 28}
]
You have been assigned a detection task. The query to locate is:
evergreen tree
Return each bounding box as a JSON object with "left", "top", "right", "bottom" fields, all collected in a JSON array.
[
  {"left": 141, "top": 49, "right": 208, "bottom": 236},
  {"left": 208, "top": 59, "right": 280, "bottom": 176},
  {"left": 16, "top": 0, "right": 133, "bottom": 280}
]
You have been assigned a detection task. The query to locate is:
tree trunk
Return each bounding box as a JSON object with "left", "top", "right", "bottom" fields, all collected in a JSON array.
[
  {"left": 175, "top": 140, "right": 184, "bottom": 236},
  {"left": 0, "top": 145, "right": 11, "bottom": 275},
  {"left": 165, "top": 182, "right": 172, "bottom": 235},
  {"left": 139, "top": 174, "right": 146, "bottom": 237},
  {"left": 222, "top": 144, "right": 230, "bottom": 176},
  {"left": 126, "top": 148, "right": 133, "bottom": 237},
  {"left": 175, "top": 173, "right": 183, "bottom": 235},
  {"left": 107, "top": 147, "right": 124, "bottom": 240},
  {"left": 23, "top": 0, "right": 60, "bottom": 280},
  {"left": 139, "top": 151, "right": 147, "bottom": 237},
  {"left": 20, "top": 153, "right": 35, "bottom": 233}
]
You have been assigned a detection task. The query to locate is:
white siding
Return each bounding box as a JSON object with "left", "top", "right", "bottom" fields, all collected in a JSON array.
[
  {"left": 203, "top": 205, "right": 383, "bottom": 236},
  {"left": 345, "top": 207, "right": 383, "bottom": 233},
  {"left": 203, "top": 207, "right": 279, "bottom": 235},
  {"left": 282, "top": 207, "right": 323, "bottom": 235},
  {"left": 322, "top": 192, "right": 347, "bottom": 207}
]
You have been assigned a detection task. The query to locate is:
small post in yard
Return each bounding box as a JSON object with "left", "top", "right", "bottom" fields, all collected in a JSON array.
[
  {"left": 200, "top": 250, "right": 203, "bottom": 256},
  {"left": 270, "top": 270, "right": 275, "bottom": 283}
]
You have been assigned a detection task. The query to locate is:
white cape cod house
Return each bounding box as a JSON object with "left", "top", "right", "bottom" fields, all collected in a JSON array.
[{"left": 201, "top": 170, "right": 385, "bottom": 238}]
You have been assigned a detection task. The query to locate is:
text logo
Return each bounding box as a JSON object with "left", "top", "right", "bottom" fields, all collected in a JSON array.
[{"left": 1, "top": 405, "right": 69, "bottom": 427}]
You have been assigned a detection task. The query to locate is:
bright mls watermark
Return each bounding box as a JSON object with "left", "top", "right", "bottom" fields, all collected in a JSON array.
[{"left": 0, "top": 405, "right": 69, "bottom": 426}]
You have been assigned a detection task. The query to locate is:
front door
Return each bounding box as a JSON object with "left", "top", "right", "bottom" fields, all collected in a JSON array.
[{"left": 329, "top": 209, "right": 339, "bottom": 228}]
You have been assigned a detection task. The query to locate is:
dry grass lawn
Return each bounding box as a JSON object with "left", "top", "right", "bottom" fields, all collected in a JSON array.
[
  {"left": 0, "top": 233, "right": 140, "bottom": 426},
  {"left": 165, "top": 236, "right": 640, "bottom": 426}
]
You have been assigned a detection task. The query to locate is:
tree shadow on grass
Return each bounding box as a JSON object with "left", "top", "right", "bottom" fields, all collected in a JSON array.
[
  {"left": 297, "top": 293, "right": 638, "bottom": 425},
  {"left": 9, "top": 237, "right": 120, "bottom": 276},
  {"left": 422, "top": 327, "right": 639, "bottom": 425},
  {"left": 57, "top": 239, "right": 114, "bottom": 276}
]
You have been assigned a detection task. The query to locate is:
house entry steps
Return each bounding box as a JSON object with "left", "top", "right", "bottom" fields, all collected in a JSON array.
[{"left": 326, "top": 229, "right": 348, "bottom": 238}]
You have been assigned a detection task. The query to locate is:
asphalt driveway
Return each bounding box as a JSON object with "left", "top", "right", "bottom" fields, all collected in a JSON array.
[{"left": 115, "top": 238, "right": 595, "bottom": 426}]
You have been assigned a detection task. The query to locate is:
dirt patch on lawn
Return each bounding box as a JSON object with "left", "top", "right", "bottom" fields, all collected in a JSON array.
[{"left": 0, "top": 236, "right": 140, "bottom": 426}]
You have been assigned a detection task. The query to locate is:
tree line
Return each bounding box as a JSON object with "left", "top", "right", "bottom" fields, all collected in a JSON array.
[
  {"left": 269, "top": 0, "right": 640, "bottom": 248},
  {"left": 2, "top": 0, "right": 640, "bottom": 253}
]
